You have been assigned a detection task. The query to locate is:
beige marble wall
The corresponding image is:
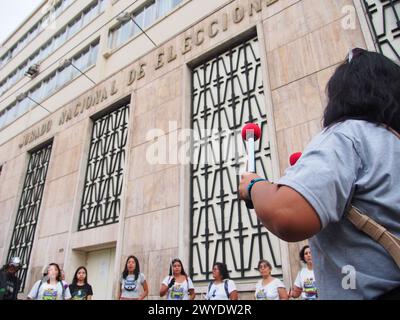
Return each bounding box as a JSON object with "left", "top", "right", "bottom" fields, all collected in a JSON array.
[
  {"left": 0, "top": 0, "right": 372, "bottom": 298},
  {"left": 122, "top": 65, "right": 183, "bottom": 298},
  {"left": 0, "top": 144, "right": 29, "bottom": 290},
  {"left": 264, "top": 0, "right": 367, "bottom": 282}
]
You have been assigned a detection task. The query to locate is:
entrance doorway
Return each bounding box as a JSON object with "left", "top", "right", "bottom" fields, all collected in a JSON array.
[{"left": 86, "top": 248, "right": 116, "bottom": 300}]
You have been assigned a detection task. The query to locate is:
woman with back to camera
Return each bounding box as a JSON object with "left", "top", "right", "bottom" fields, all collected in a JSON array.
[{"left": 239, "top": 49, "right": 400, "bottom": 299}]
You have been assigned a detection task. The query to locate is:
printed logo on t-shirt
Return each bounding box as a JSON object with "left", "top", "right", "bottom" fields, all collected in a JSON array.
[
  {"left": 303, "top": 278, "right": 318, "bottom": 300},
  {"left": 42, "top": 288, "right": 58, "bottom": 300},
  {"left": 170, "top": 284, "right": 185, "bottom": 300},
  {"left": 71, "top": 289, "right": 87, "bottom": 300},
  {"left": 255, "top": 289, "right": 268, "bottom": 300},
  {"left": 124, "top": 277, "right": 137, "bottom": 292}
]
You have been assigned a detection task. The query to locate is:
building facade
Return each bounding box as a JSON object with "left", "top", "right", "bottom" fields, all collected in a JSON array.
[{"left": 0, "top": 0, "right": 398, "bottom": 299}]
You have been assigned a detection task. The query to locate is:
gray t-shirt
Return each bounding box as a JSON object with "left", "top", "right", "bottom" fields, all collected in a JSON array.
[
  {"left": 279, "top": 120, "right": 400, "bottom": 299},
  {"left": 120, "top": 273, "right": 146, "bottom": 299}
]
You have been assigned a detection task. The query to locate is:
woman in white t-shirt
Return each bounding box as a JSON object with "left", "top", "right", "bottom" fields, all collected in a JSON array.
[
  {"left": 254, "top": 260, "right": 288, "bottom": 300},
  {"left": 160, "top": 258, "right": 195, "bottom": 300},
  {"left": 27, "top": 263, "right": 71, "bottom": 300},
  {"left": 205, "top": 262, "right": 238, "bottom": 300},
  {"left": 290, "top": 245, "right": 318, "bottom": 300},
  {"left": 118, "top": 255, "right": 148, "bottom": 300}
]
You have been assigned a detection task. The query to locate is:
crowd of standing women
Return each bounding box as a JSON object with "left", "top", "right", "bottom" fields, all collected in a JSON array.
[{"left": 1, "top": 245, "right": 317, "bottom": 300}]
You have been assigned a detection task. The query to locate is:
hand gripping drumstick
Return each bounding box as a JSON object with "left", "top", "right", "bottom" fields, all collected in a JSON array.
[{"left": 241, "top": 123, "right": 261, "bottom": 209}]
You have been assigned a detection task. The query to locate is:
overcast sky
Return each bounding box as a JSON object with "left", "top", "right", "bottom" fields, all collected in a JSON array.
[{"left": 0, "top": 0, "right": 44, "bottom": 45}]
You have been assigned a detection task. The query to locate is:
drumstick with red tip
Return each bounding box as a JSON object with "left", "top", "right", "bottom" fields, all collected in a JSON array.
[{"left": 241, "top": 123, "right": 261, "bottom": 209}]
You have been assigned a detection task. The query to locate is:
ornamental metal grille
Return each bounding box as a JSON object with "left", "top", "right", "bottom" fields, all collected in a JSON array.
[
  {"left": 6, "top": 142, "right": 53, "bottom": 292},
  {"left": 78, "top": 103, "right": 129, "bottom": 231},
  {"left": 190, "top": 37, "right": 282, "bottom": 282},
  {"left": 363, "top": 0, "right": 400, "bottom": 61}
]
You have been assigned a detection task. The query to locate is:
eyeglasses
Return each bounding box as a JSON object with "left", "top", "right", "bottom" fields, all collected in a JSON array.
[{"left": 347, "top": 48, "right": 364, "bottom": 63}]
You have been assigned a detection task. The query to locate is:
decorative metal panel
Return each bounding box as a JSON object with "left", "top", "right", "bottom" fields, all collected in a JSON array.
[
  {"left": 363, "top": 0, "right": 400, "bottom": 61},
  {"left": 78, "top": 103, "right": 129, "bottom": 231},
  {"left": 190, "top": 37, "right": 282, "bottom": 282},
  {"left": 6, "top": 142, "right": 53, "bottom": 291}
]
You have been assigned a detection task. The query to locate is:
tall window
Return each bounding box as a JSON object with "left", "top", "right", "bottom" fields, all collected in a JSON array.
[
  {"left": 78, "top": 103, "right": 130, "bottom": 231},
  {"left": 362, "top": 0, "right": 400, "bottom": 61},
  {"left": 190, "top": 37, "right": 282, "bottom": 282},
  {"left": 6, "top": 143, "right": 53, "bottom": 291}
]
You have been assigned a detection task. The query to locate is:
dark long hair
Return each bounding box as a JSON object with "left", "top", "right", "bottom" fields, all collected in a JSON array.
[
  {"left": 72, "top": 266, "right": 88, "bottom": 285},
  {"left": 47, "top": 263, "right": 62, "bottom": 282},
  {"left": 122, "top": 255, "right": 140, "bottom": 280},
  {"left": 323, "top": 48, "right": 400, "bottom": 132},
  {"left": 169, "top": 259, "right": 187, "bottom": 277},
  {"left": 299, "top": 245, "right": 310, "bottom": 264},
  {"left": 213, "top": 262, "right": 230, "bottom": 280}
]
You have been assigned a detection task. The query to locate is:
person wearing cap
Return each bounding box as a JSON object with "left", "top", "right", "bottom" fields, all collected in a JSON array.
[{"left": 0, "top": 257, "right": 22, "bottom": 300}]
